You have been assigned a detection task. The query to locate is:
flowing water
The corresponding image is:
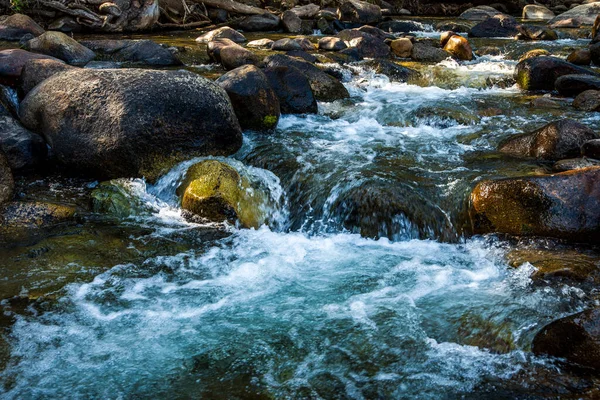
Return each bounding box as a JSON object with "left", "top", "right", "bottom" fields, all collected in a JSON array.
[{"left": 1, "top": 25, "right": 600, "bottom": 398}]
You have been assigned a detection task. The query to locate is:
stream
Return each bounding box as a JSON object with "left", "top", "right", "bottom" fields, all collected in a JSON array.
[{"left": 1, "top": 22, "right": 600, "bottom": 398}]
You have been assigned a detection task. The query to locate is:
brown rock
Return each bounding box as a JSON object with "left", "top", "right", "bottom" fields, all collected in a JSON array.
[
  {"left": 0, "top": 49, "right": 63, "bottom": 87},
  {"left": 26, "top": 31, "right": 96, "bottom": 66},
  {"left": 0, "top": 14, "right": 44, "bottom": 41},
  {"left": 573, "top": 89, "right": 600, "bottom": 111},
  {"left": 567, "top": 48, "right": 591, "bottom": 65},
  {"left": 390, "top": 38, "right": 412, "bottom": 58},
  {"left": 443, "top": 35, "right": 473, "bottom": 61},
  {"left": 19, "top": 58, "right": 76, "bottom": 95}
]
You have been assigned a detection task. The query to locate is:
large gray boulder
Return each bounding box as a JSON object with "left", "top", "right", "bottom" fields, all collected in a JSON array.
[
  {"left": 19, "top": 69, "right": 242, "bottom": 180},
  {"left": 548, "top": 2, "right": 600, "bottom": 26}
]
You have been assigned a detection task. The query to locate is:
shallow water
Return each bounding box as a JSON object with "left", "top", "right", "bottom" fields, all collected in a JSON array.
[{"left": 2, "top": 22, "right": 600, "bottom": 398}]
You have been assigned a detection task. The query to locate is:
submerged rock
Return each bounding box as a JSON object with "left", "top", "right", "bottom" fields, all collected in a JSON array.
[
  {"left": 0, "top": 113, "right": 46, "bottom": 170},
  {"left": 195, "top": 27, "right": 246, "bottom": 44},
  {"left": 361, "top": 59, "right": 419, "bottom": 82},
  {"left": 468, "top": 14, "right": 518, "bottom": 38},
  {"left": 470, "top": 167, "right": 600, "bottom": 242},
  {"left": 80, "top": 39, "right": 181, "bottom": 66},
  {"left": 555, "top": 74, "right": 600, "bottom": 97},
  {"left": 19, "top": 58, "right": 76, "bottom": 96},
  {"left": 264, "top": 54, "right": 349, "bottom": 101},
  {"left": 0, "top": 151, "right": 13, "bottom": 205},
  {"left": 533, "top": 308, "right": 600, "bottom": 370},
  {"left": 263, "top": 66, "right": 318, "bottom": 114},
  {"left": 26, "top": 31, "right": 95, "bottom": 66},
  {"left": 514, "top": 56, "right": 597, "bottom": 91},
  {"left": 337, "top": 0, "right": 381, "bottom": 25},
  {"left": 498, "top": 119, "right": 597, "bottom": 161},
  {"left": 0, "top": 14, "right": 44, "bottom": 41},
  {"left": 507, "top": 247, "right": 600, "bottom": 282},
  {"left": 177, "top": 160, "right": 275, "bottom": 228},
  {"left": 515, "top": 25, "right": 558, "bottom": 41},
  {"left": 216, "top": 65, "right": 280, "bottom": 131},
  {"left": 19, "top": 69, "right": 242, "bottom": 180},
  {"left": 91, "top": 179, "right": 156, "bottom": 218},
  {"left": 0, "top": 201, "right": 76, "bottom": 241},
  {"left": 377, "top": 20, "right": 423, "bottom": 33}
]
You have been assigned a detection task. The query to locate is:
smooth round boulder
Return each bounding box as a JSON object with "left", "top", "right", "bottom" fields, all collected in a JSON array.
[
  {"left": 0, "top": 113, "right": 47, "bottom": 170},
  {"left": 216, "top": 65, "right": 280, "bottom": 131},
  {"left": 390, "top": 38, "right": 412, "bottom": 58},
  {"left": 19, "top": 69, "right": 242, "bottom": 180},
  {"left": 0, "top": 14, "right": 44, "bottom": 41},
  {"left": 238, "top": 13, "right": 280, "bottom": 32},
  {"left": 498, "top": 119, "right": 597, "bottom": 161},
  {"left": 522, "top": 4, "right": 555, "bottom": 20},
  {"left": 468, "top": 14, "right": 519, "bottom": 38},
  {"left": 318, "top": 37, "right": 347, "bottom": 51},
  {"left": 247, "top": 38, "right": 274, "bottom": 49},
  {"left": 337, "top": 0, "right": 381, "bottom": 25},
  {"left": 0, "top": 151, "right": 13, "bottom": 205},
  {"left": 573, "top": 89, "right": 600, "bottom": 111},
  {"left": 532, "top": 308, "right": 600, "bottom": 370},
  {"left": 347, "top": 35, "right": 390, "bottom": 59},
  {"left": 443, "top": 35, "right": 473, "bottom": 61},
  {"left": 514, "top": 56, "right": 598, "bottom": 91},
  {"left": 264, "top": 54, "right": 349, "bottom": 102},
  {"left": 0, "top": 49, "right": 63, "bottom": 86},
  {"left": 459, "top": 6, "right": 500, "bottom": 21},
  {"left": 195, "top": 27, "right": 246, "bottom": 44},
  {"left": 272, "top": 38, "right": 303, "bottom": 51},
  {"left": 435, "top": 21, "right": 472, "bottom": 33},
  {"left": 19, "top": 58, "right": 76, "bottom": 96},
  {"left": 26, "top": 31, "right": 95, "bottom": 66},
  {"left": 555, "top": 74, "right": 600, "bottom": 97},
  {"left": 567, "top": 48, "right": 591, "bottom": 66},
  {"left": 581, "top": 138, "right": 600, "bottom": 159},
  {"left": 263, "top": 66, "right": 317, "bottom": 114},
  {"left": 470, "top": 167, "right": 600, "bottom": 241}
]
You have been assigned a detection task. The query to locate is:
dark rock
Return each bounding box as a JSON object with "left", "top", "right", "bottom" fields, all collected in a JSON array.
[
  {"left": 361, "top": 59, "right": 419, "bottom": 82},
  {"left": 515, "top": 56, "right": 598, "bottom": 91},
  {"left": 0, "top": 14, "right": 44, "bottom": 41},
  {"left": 0, "top": 114, "right": 47, "bottom": 170},
  {"left": 264, "top": 54, "right": 349, "bottom": 101},
  {"left": 0, "top": 151, "right": 13, "bottom": 205},
  {"left": 475, "top": 46, "right": 501, "bottom": 56},
  {"left": 337, "top": 0, "right": 381, "bottom": 25},
  {"left": 79, "top": 39, "right": 181, "bottom": 66},
  {"left": 347, "top": 35, "right": 390, "bottom": 59},
  {"left": 555, "top": 74, "right": 600, "bottom": 97},
  {"left": 553, "top": 157, "right": 600, "bottom": 172},
  {"left": 589, "top": 42, "right": 600, "bottom": 66},
  {"left": 378, "top": 20, "right": 424, "bottom": 33},
  {"left": 515, "top": 25, "right": 558, "bottom": 41},
  {"left": 282, "top": 10, "right": 302, "bottom": 33},
  {"left": 272, "top": 38, "right": 303, "bottom": 51},
  {"left": 411, "top": 42, "right": 450, "bottom": 62},
  {"left": 0, "top": 49, "right": 63, "bottom": 87},
  {"left": 355, "top": 25, "right": 393, "bottom": 40},
  {"left": 435, "top": 21, "right": 472, "bottom": 33},
  {"left": 318, "top": 36, "right": 347, "bottom": 51},
  {"left": 567, "top": 48, "right": 591, "bottom": 66},
  {"left": 26, "top": 31, "right": 95, "bottom": 66},
  {"left": 470, "top": 167, "right": 600, "bottom": 241},
  {"left": 196, "top": 27, "right": 246, "bottom": 44},
  {"left": 286, "top": 50, "right": 317, "bottom": 63},
  {"left": 216, "top": 65, "right": 280, "bottom": 131},
  {"left": 469, "top": 14, "right": 519, "bottom": 38},
  {"left": 499, "top": 119, "right": 597, "bottom": 160},
  {"left": 19, "top": 58, "right": 76, "bottom": 96},
  {"left": 208, "top": 8, "right": 228, "bottom": 23},
  {"left": 263, "top": 66, "right": 318, "bottom": 114},
  {"left": 208, "top": 39, "right": 259, "bottom": 71},
  {"left": 48, "top": 16, "right": 82, "bottom": 33},
  {"left": 238, "top": 13, "right": 281, "bottom": 32},
  {"left": 19, "top": 69, "right": 242, "bottom": 180},
  {"left": 573, "top": 90, "right": 600, "bottom": 111},
  {"left": 317, "top": 17, "right": 335, "bottom": 35},
  {"left": 532, "top": 308, "right": 600, "bottom": 370},
  {"left": 0, "top": 201, "right": 76, "bottom": 241},
  {"left": 459, "top": 6, "right": 500, "bottom": 21},
  {"left": 581, "top": 138, "right": 600, "bottom": 159}
]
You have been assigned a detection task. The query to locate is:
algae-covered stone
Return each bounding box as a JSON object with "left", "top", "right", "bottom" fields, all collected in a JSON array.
[
  {"left": 0, "top": 201, "right": 76, "bottom": 242},
  {"left": 514, "top": 56, "right": 597, "bottom": 91},
  {"left": 177, "top": 160, "right": 275, "bottom": 228},
  {"left": 91, "top": 179, "right": 156, "bottom": 218}
]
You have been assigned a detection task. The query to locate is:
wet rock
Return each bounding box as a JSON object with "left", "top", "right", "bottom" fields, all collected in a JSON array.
[
  {"left": 91, "top": 179, "right": 156, "bottom": 218},
  {"left": 516, "top": 25, "right": 558, "bottom": 41},
  {"left": 515, "top": 56, "right": 598, "bottom": 91},
  {"left": 0, "top": 14, "right": 44, "bottom": 41},
  {"left": 316, "top": 17, "right": 335, "bottom": 35},
  {"left": 469, "top": 14, "right": 519, "bottom": 38},
  {"left": 238, "top": 13, "right": 280, "bottom": 32},
  {"left": 216, "top": 65, "right": 280, "bottom": 131},
  {"left": 0, "top": 49, "right": 63, "bottom": 87},
  {"left": 518, "top": 49, "right": 550, "bottom": 63},
  {"left": 573, "top": 89, "right": 600, "bottom": 111},
  {"left": 390, "top": 37, "right": 412, "bottom": 58},
  {"left": 589, "top": 42, "right": 600, "bottom": 66},
  {"left": 318, "top": 37, "right": 347, "bottom": 51},
  {"left": 555, "top": 74, "right": 600, "bottom": 97},
  {"left": 19, "top": 69, "right": 242, "bottom": 180},
  {"left": 553, "top": 157, "right": 600, "bottom": 172},
  {"left": 337, "top": 0, "right": 381, "bottom": 25},
  {"left": 272, "top": 38, "right": 303, "bottom": 51},
  {"left": 286, "top": 50, "right": 316, "bottom": 63},
  {"left": 530, "top": 97, "right": 561, "bottom": 109},
  {"left": 0, "top": 201, "right": 76, "bottom": 239},
  {"left": 347, "top": 35, "right": 390, "bottom": 59},
  {"left": 196, "top": 27, "right": 246, "bottom": 44},
  {"left": 247, "top": 38, "right": 274, "bottom": 49},
  {"left": 581, "top": 138, "right": 600, "bottom": 159},
  {"left": 549, "top": 17, "right": 584, "bottom": 29},
  {"left": 0, "top": 113, "right": 46, "bottom": 170},
  {"left": 18, "top": 58, "right": 76, "bottom": 96},
  {"left": 443, "top": 35, "right": 473, "bottom": 61},
  {"left": 25, "top": 31, "right": 95, "bottom": 66},
  {"left": 410, "top": 42, "right": 450, "bottom": 62},
  {"left": 264, "top": 54, "right": 349, "bottom": 101},
  {"left": 532, "top": 308, "right": 600, "bottom": 370},
  {"left": 282, "top": 10, "right": 302, "bottom": 33},
  {"left": 79, "top": 39, "right": 182, "bottom": 66},
  {"left": 440, "top": 31, "right": 456, "bottom": 47},
  {"left": 507, "top": 247, "right": 600, "bottom": 281},
  {"left": 475, "top": 46, "right": 501, "bottom": 56},
  {"left": 522, "top": 4, "right": 555, "bottom": 20},
  {"left": 177, "top": 160, "right": 273, "bottom": 228},
  {"left": 470, "top": 166, "right": 600, "bottom": 241},
  {"left": 378, "top": 20, "right": 423, "bottom": 33},
  {"left": 0, "top": 151, "right": 13, "bottom": 205},
  {"left": 435, "top": 21, "right": 471, "bottom": 33},
  {"left": 208, "top": 39, "right": 259, "bottom": 71},
  {"left": 567, "top": 48, "right": 592, "bottom": 66},
  {"left": 548, "top": 2, "right": 600, "bottom": 26},
  {"left": 498, "top": 119, "right": 597, "bottom": 161},
  {"left": 459, "top": 6, "right": 500, "bottom": 21},
  {"left": 361, "top": 59, "right": 419, "bottom": 82},
  {"left": 355, "top": 25, "right": 393, "bottom": 40},
  {"left": 263, "top": 66, "right": 317, "bottom": 114}
]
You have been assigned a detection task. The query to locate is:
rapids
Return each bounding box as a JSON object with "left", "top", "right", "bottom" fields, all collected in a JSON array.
[{"left": 2, "top": 27, "right": 600, "bottom": 398}]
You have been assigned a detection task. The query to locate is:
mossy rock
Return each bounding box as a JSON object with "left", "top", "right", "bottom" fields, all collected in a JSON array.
[
  {"left": 0, "top": 201, "right": 76, "bottom": 243},
  {"left": 91, "top": 179, "right": 155, "bottom": 218},
  {"left": 177, "top": 160, "right": 271, "bottom": 228}
]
